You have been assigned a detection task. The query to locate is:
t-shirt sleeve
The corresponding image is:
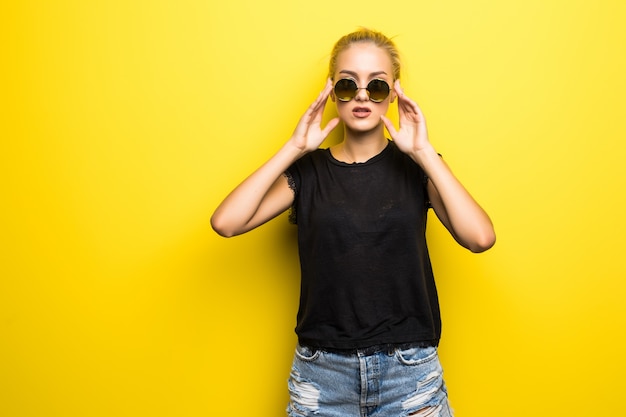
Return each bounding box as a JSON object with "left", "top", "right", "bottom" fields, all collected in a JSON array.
[
  {"left": 284, "top": 161, "right": 301, "bottom": 225},
  {"left": 422, "top": 153, "right": 443, "bottom": 210}
]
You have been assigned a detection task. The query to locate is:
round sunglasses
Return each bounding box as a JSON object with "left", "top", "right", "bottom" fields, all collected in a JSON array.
[{"left": 333, "top": 78, "right": 391, "bottom": 103}]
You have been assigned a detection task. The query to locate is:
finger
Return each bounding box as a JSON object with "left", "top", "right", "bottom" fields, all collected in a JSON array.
[
  {"left": 394, "top": 80, "right": 415, "bottom": 105},
  {"left": 380, "top": 115, "right": 398, "bottom": 138},
  {"left": 321, "top": 117, "right": 340, "bottom": 138},
  {"left": 307, "top": 80, "right": 333, "bottom": 120},
  {"left": 314, "top": 79, "right": 333, "bottom": 107},
  {"left": 312, "top": 84, "right": 334, "bottom": 122},
  {"left": 395, "top": 85, "right": 425, "bottom": 124},
  {"left": 299, "top": 86, "right": 330, "bottom": 129},
  {"left": 394, "top": 81, "right": 414, "bottom": 116},
  {"left": 397, "top": 90, "right": 418, "bottom": 114}
]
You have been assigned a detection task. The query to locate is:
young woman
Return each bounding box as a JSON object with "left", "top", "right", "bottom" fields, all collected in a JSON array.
[{"left": 212, "top": 28, "right": 495, "bottom": 417}]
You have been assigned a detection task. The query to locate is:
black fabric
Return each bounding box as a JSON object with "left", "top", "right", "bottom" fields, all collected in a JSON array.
[{"left": 285, "top": 141, "right": 441, "bottom": 350}]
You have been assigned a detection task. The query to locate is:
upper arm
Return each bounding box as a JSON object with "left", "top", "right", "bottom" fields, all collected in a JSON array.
[
  {"left": 426, "top": 178, "right": 496, "bottom": 252},
  {"left": 241, "top": 173, "right": 295, "bottom": 234},
  {"left": 427, "top": 179, "right": 455, "bottom": 238}
]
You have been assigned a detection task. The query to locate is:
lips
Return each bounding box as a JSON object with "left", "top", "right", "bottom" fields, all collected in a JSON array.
[{"left": 352, "top": 107, "right": 372, "bottom": 118}]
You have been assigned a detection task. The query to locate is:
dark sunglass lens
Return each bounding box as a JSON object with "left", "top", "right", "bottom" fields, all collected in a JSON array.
[
  {"left": 367, "top": 79, "right": 390, "bottom": 102},
  {"left": 334, "top": 79, "right": 357, "bottom": 102}
]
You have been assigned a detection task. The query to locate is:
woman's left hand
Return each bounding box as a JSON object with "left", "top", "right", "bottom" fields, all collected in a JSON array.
[
  {"left": 381, "top": 80, "right": 431, "bottom": 155},
  {"left": 382, "top": 81, "right": 496, "bottom": 253}
]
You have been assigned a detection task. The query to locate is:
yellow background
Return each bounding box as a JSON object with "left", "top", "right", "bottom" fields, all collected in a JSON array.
[{"left": 2, "top": 0, "right": 625, "bottom": 416}]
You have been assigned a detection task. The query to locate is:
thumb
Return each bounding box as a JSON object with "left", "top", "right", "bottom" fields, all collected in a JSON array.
[
  {"left": 380, "top": 115, "right": 398, "bottom": 138},
  {"left": 321, "top": 117, "right": 340, "bottom": 138}
]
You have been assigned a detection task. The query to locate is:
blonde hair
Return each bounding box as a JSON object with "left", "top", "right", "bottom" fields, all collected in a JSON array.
[{"left": 328, "top": 28, "right": 401, "bottom": 81}]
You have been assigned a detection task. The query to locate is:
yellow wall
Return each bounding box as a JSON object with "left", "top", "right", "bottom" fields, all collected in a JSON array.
[{"left": 2, "top": 1, "right": 625, "bottom": 416}]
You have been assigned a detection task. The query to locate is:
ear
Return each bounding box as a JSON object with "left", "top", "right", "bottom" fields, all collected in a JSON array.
[
  {"left": 330, "top": 89, "right": 336, "bottom": 102},
  {"left": 390, "top": 79, "right": 400, "bottom": 103}
]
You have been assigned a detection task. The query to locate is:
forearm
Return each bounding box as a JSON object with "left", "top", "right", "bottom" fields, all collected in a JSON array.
[
  {"left": 212, "top": 80, "right": 338, "bottom": 237},
  {"left": 411, "top": 144, "right": 496, "bottom": 252},
  {"left": 211, "top": 141, "right": 305, "bottom": 237}
]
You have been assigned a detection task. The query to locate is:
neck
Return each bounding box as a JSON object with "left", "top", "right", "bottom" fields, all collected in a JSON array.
[
  {"left": 340, "top": 125, "right": 388, "bottom": 163},
  {"left": 343, "top": 120, "right": 386, "bottom": 142}
]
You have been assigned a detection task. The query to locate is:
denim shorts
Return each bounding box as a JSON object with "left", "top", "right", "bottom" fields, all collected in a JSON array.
[{"left": 287, "top": 344, "right": 453, "bottom": 417}]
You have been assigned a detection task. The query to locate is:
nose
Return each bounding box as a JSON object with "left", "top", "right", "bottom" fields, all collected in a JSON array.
[{"left": 354, "top": 86, "right": 369, "bottom": 102}]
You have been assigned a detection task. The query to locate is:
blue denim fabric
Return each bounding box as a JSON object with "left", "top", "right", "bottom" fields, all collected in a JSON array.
[{"left": 287, "top": 344, "right": 453, "bottom": 417}]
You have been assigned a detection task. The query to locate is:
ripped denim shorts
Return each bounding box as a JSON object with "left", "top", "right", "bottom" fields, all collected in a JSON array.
[{"left": 287, "top": 343, "right": 453, "bottom": 417}]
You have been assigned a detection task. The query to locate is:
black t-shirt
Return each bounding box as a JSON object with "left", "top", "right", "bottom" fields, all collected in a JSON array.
[{"left": 285, "top": 140, "right": 441, "bottom": 350}]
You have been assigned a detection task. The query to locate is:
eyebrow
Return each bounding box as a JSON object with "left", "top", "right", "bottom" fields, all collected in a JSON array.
[{"left": 339, "top": 70, "right": 388, "bottom": 78}]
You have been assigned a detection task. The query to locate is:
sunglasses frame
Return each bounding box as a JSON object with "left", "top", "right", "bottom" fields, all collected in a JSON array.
[{"left": 333, "top": 78, "right": 391, "bottom": 103}]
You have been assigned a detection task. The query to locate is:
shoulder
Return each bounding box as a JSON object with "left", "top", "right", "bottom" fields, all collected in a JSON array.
[
  {"left": 387, "top": 141, "right": 425, "bottom": 171},
  {"left": 285, "top": 148, "right": 329, "bottom": 188},
  {"left": 289, "top": 148, "right": 330, "bottom": 171},
  {"left": 303, "top": 147, "right": 329, "bottom": 162}
]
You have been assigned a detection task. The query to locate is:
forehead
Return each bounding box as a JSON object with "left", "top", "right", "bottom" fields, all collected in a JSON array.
[{"left": 335, "top": 43, "right": 393, "bottom": 78}]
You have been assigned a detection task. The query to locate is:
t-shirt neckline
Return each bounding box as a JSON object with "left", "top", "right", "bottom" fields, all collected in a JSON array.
[{"left": 325, "top": 140, "right": 392, "bottom": 167}]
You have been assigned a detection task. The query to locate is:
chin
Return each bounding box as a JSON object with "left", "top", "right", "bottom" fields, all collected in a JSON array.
[{"left": 344, "top": 119, "right": 383, "bottom": 133}]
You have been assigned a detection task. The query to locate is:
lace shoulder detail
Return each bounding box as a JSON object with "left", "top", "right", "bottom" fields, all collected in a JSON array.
[
  {"left": 422, "top": 153, "right": 442, "bottom": 210},
  {"left": 283, "top": 171, "right": 297, "bottom": 224},
  {"left": 284, "top": 171, "right": 296, "bottom": 193}
]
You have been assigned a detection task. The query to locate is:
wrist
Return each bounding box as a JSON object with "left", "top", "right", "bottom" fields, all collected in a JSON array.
[
  {"left": 408, "top": 143, "right": 438, "bottom": 166},
  {"left": 282, "top": 139, "right": 310, "bottom": 160}
]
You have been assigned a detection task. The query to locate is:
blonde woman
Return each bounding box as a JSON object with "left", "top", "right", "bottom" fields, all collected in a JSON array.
[{"left": 212, "top": 28, "right": 495, "bottom": 417}]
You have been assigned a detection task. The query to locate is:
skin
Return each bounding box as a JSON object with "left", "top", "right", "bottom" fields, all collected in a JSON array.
[
  {"left": 211, "top": 42, "right": 495, "bottom": 253},
  {"left": 329, "top": 43, "right": 397, "bottom": 163}
]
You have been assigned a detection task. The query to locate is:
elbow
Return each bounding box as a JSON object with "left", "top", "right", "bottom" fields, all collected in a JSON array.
[
  {"left": 467, "top": 229, "right": 496, "bottom": 253},
  {"left": 210, "top": 214, "right": 238, "bottom": 238}
]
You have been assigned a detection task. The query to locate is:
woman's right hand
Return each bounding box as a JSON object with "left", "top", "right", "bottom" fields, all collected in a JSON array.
[
  {"left": 211, "top": 80, "right": 339, "bottom": 238},
  {"left": 289, "top": 79, "right": 340, "bottom": 152}
]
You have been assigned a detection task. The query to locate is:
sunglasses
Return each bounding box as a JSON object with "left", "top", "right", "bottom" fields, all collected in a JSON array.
[{"left": 333, "top": 78, "right": 391, "bottom": 103}]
